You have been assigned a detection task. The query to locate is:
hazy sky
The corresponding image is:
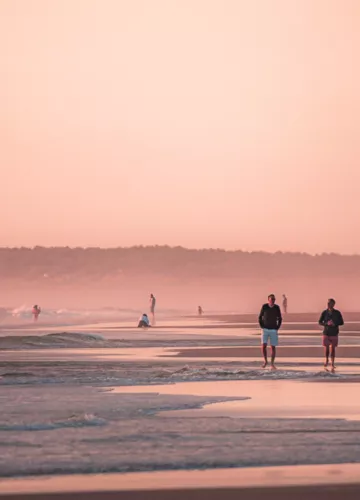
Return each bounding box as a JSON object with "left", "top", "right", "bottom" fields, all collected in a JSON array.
[{"left": 1, "top": 0, "right": 360, "bottom": 253}]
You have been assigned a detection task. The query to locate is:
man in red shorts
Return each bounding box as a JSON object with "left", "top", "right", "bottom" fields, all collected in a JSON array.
[{"left": 319, "top": 298, "right": 344, "bottom": 369}]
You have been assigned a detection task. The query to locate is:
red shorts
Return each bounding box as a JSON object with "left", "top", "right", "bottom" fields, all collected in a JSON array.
[{"left": 322, "top": 335, "right": 338, "bottom": 348}]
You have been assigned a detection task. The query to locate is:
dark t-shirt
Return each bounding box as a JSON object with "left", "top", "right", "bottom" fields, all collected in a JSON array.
[
  {"left": 258, "top": 304, "right": 282, "bottom": 330},
  {"left": 319, "top": 309, "right": 344, "bottom": 336}
]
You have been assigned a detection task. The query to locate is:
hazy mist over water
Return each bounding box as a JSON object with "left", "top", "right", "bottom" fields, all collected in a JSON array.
[{"left": 1, "top": 246, "right": 359, "bottom": 313}]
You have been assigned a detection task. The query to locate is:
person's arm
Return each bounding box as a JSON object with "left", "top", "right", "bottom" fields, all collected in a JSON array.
[
  {"left": 319, "top": 311, "right": 326, "bottom": 326},
  {"left": 336, "top": 312, "right": 344, "bottom": 327},
  {"left": 258, "top": 305, "right": 265, "bottom": 328},
  {"left": 277, "top": 306, "right": 282, "bottom": 330}
]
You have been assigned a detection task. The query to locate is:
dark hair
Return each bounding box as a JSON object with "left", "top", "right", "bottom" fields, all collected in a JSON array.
[
  {"left": 268, "top": 294, "right": 275, "bottom": 300},
  {"left": 328, "top": 298, "right": 336, "bottom": 305}
]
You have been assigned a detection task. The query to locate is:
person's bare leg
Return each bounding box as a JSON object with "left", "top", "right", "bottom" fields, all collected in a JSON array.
[
  {"left": 271, "top": 346, "right": 276, "bottom": 369},
  {"left": 262, "top": 343, "right": 268, "bottom": 368},
  {"left": 324, "top": 346, "right": 330, "bottom": 367},
  {"left": 330, "top": 345, "right": 336, "bottom": 368}
]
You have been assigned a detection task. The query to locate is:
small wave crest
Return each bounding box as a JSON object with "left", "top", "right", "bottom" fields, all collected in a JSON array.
[
  {"left": 0, "top": 332, "right": 108, "bottom": 350},
  {"left": 0, "top": 413, "right": 107, "bottom": 432}
]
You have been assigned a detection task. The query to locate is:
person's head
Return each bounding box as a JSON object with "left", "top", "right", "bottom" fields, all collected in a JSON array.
[
  {"left": 327, "top": 298, "right": 336, "bottom": 310},
  {"left": 283, "top": 294, "right": 286, "bottom": 299},
  {"left": 268, "top": 294, "right": 276, "bottom": 306},
  {"left": 143, "top": 313, "right": 148, "bottom": 317},
  {"left": 150, "top": 294, "right": 154, "bottom": 298}
]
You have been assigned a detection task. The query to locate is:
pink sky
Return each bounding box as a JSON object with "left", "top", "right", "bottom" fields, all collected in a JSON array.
[{"left": 1, "top": 0, "right": 360, "bottom": 253}]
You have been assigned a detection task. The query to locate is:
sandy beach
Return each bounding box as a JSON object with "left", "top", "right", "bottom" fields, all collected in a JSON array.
[{"left": 1, "top": 312, "right": 360, "bottom": 496}]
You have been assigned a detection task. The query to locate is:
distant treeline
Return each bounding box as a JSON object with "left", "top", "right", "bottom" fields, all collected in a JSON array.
[{"left": 0, "top": 246, "right": 359, "bottom": 282}]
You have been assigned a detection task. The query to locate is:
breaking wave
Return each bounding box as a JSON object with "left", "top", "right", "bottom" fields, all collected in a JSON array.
[
  {"left": 155, "top": 365, "right": 343, "bottom": 381},
  {"left": 0, "top": 413, "right": 107, "bottom": 432},
  {"left": 0, "top": 332, "right": 110, "bottom": 349}
]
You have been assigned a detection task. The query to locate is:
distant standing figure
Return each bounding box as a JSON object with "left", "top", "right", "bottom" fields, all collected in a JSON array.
[
  {"left": 319, "top": 298, "right": 344, "bottom": 370},
  {"left": 138, "top": 313, "right": 151, "bottom": 328},
  {"left": 32, "top": 305, "right": 41, "bottom": 322},
  {"left": 258, "top": 294, "right": 282, "bottom": 369},
  {"left": 150, "top": 293, "right": 156, "bottom": 325},
  {"left": 198, "top": 306, "right": 203, "bottom": 316},
  {"left": 282, "top": 294, "right": 288, "bottom": 314}
]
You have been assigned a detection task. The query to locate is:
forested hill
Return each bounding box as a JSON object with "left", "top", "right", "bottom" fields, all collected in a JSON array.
[{"left": 0, "top": 246, "right": 359, "bottom": 282}]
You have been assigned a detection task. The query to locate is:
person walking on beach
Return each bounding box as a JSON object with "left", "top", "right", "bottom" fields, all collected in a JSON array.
[
  {"left": 282, "top": 294, "right": 288, "bottom": 314},
  {"left": 149, "top": 293, "right": 156, "bottom": 325},
  {"left": 319, "top": 298, "right": 344, "bottom": 370},
  {"left": 259, "top": 294, "right": 282, "bottom": 369},
  {"left": 32, "top": 305, "right": 41, "bottom": 322},
  {"left": 198, "top": 305, "right": 203, "bottom": 316}
]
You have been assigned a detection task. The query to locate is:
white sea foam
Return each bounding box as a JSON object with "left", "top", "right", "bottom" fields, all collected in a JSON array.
[{"left": 0, "top": 413, "right": 107, "bottom": 432}]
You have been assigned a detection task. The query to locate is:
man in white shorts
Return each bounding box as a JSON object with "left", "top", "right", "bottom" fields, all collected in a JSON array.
[{"left": 258, "top": 294, "right": 282, "bottom": 369}]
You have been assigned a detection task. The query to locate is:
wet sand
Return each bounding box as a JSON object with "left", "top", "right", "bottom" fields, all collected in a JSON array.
[
  {"left": 206, "top": 312, "right": 360, "bottom": 324},
  {"left": 113, "top": 379, "right": 360, "bottom": 419},
  {"left": 2, "top": 464, "right": 360, "bottom": 499},
  {"left": 170, "top": 345, "right": 360, "bottom": 358},
  {"left": 2, "top": 313, "right": 360, "bottom": 494}
]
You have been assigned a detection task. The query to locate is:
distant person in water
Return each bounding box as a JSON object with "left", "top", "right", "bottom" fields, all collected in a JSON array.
[
  {"left": 138, "top": 313, "right": 151, "bottom": 328},
  {"left": 258, "top": 294, "right": 282, "bottom": 369},
  {"left": 282, "top": 294, "right": 288, "bottom": 314},
  {"left": 198, "top": 306, "right": 203, "bottom": 316},
  {"left": 150, "top": 293, "right": 156, "bottom": 325},
  {"left": 32, "top": 305, "right": 41, "bottom": 322},
  {"left": 319, "top": 299, "right": 344, "bottom": 369}
]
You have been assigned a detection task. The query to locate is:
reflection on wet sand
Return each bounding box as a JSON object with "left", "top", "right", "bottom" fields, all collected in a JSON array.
[
  {"left": 114, "top": 379, "right": 360, "bottom": 420},
  {"left": 2, "top": 463, "right": 360, "bottom": 496},
  {"left": 2, "top": 313, "right": 360, "bottom": 493}
]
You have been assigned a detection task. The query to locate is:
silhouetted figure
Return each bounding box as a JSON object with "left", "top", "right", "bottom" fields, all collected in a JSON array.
[
  {"left": 138, "top": 313, "right": 151, "bottom": 328},
  {"left": 282, "top": 294, "right": 288, "bottom": 314},
  {"left": 149, "top": 293, "right": 156, "bottom": 325},
  {"left": 198, "top": 306, "right": 203, "bottom": 316},
  {"left": 258, "top": 294, "right": 282, "bottom": 369},
  {"left": 32, "top": 305, "right": 41, "bottom": 322},
  {"left": 319, "top": 298, "right": 344, "bottom": 370}
]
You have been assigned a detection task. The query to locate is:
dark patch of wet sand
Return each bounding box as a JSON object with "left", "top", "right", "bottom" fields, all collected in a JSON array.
[
  {"left": 2, "top": 465, "right": 360, "bottom": 500},
  {"left": 2, "top": 485, "right": 360, "bottom": 500},
  {"left": 204, "top": 312, "right": 360, "bottom": 324},
  {"left": 103, "top": 324, "right": 360, "bottom": 333},
  {"left": 168, "top": 346, "right": 360, "bottom": 358}
]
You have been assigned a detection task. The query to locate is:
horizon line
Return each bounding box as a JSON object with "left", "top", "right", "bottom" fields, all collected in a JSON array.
[{"left": 0, "top": 245, "right": 359, "bottom": 258}]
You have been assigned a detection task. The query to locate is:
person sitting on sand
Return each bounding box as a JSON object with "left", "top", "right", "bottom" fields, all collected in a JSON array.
[
  {"left": 319, "top": 298, "right": 344, "bottom": 370},
  {"left": 258, "top": 294, "right": 282, "bottom": 369},
  {"left": 32, "top": 305, "right": 41, "bottom": 322},
  {"left": 138, "top": 313, "right": 151, "bottom": 328}
]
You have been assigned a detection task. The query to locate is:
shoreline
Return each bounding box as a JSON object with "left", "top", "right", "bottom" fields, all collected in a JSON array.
[
  {"left": 168, "top": 345, "right": 360, "bottom": 358},
  {"left": 2, "top": 314, "right": 360, "bottom": 484},
  {"left": 1, "top": 464, "right": 360, "bottom": 499}
]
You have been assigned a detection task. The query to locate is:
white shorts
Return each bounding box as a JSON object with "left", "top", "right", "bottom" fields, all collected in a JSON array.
[{"left": 261, "top": 329, "right": 278, "bottom": 346}]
